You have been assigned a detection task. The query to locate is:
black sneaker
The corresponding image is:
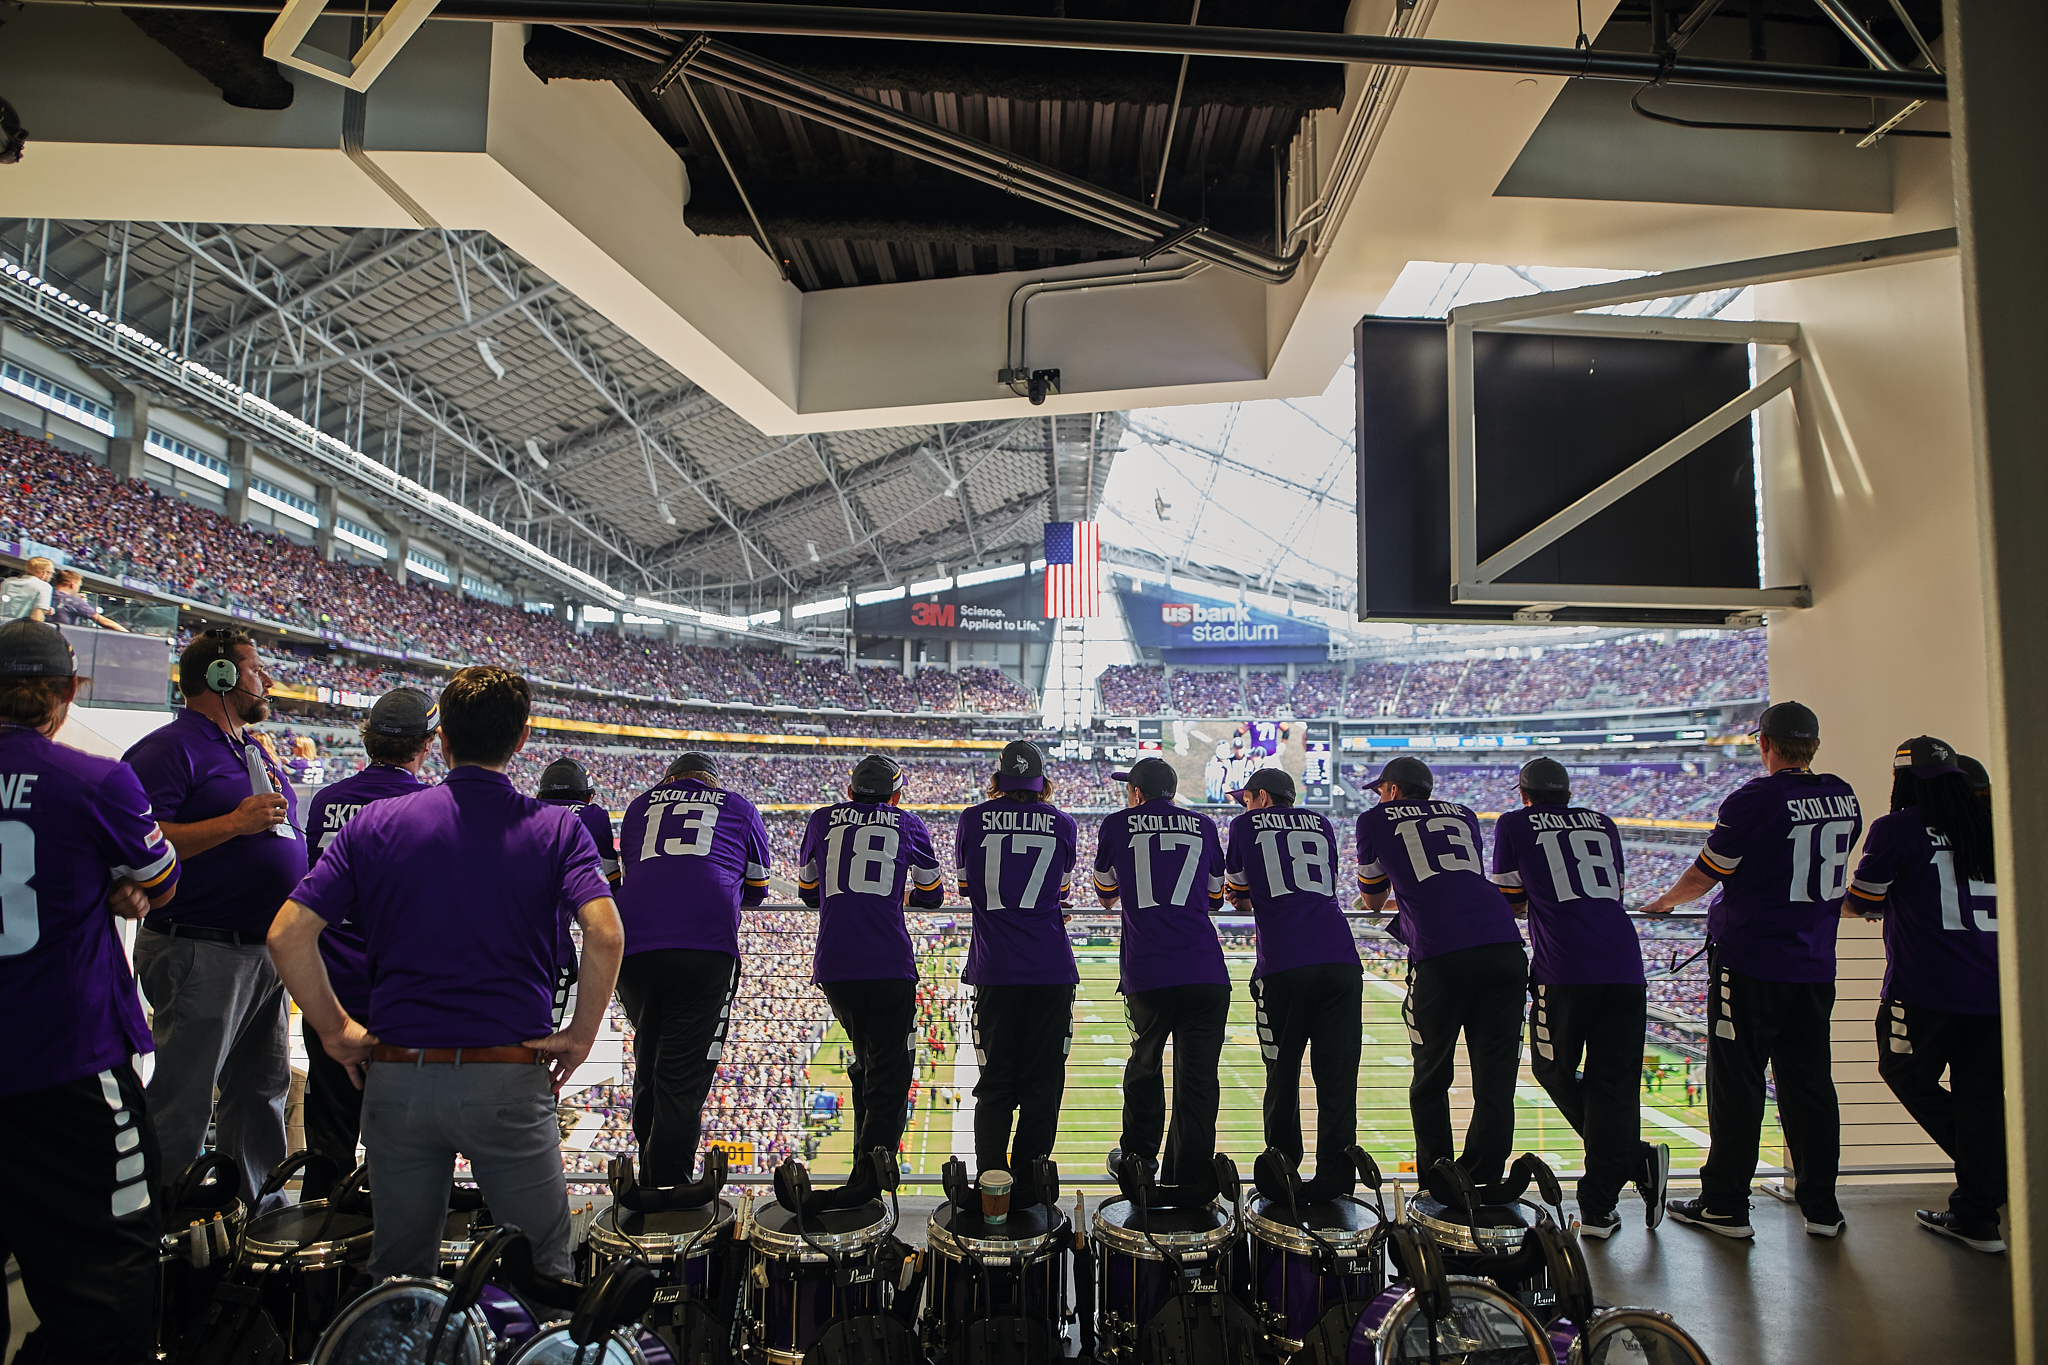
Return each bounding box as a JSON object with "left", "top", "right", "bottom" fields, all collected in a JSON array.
[
  {"left": 1635, "top": 1143, "right": 1670, "bottom": 1229},
  {"left": 1917, "top": 1209, "right": 2005, "bottom": 1253},
  {"left": 1666, "top": 1196, "right": 1753, "bottom": 1239},
  {"left": 1803, "top": 1205, "right": 1846, "bottom": 1238},
  {"left": 1579, "top": 1208, "right": 1622, "bottom": 1240}
]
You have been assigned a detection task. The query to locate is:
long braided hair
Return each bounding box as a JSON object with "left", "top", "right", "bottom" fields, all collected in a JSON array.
[{"left": 1890, "top": 769, "right": 1995, "bottom": 883}]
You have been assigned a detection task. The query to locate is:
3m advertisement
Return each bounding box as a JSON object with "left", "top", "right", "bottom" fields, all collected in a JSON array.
[
  {"left": 855, "top": 573, "right": 1053, "bottom": 642},
  {"left": 1119, "top": 579, "right": 1329, "bottom": 663}
]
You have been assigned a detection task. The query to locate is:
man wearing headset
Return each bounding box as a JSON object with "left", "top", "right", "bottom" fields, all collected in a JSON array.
[{"left": 125, "top": 627, "right": 305, "bottom": 1209}]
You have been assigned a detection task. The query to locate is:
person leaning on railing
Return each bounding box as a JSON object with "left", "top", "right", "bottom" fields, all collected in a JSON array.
[
  {"left": 266, "top": 666, "right": 624, "bottom": 1280},
  {"left": 612, "top": 751, "right": 773, "bottom": 1189}
]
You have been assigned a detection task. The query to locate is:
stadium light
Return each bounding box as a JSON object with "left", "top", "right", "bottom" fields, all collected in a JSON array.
[
  {"left": 909, "top": 575, "right": 953, "bottom": 595},
  {"left": 956, "top": 562, "right": 1026, "bottom": 587},
  {"left": 856, "top": 586, "right": 906, "bottom": 605},
  {"left": 792, "top": 597, "right": 850, "bottom": 619}
]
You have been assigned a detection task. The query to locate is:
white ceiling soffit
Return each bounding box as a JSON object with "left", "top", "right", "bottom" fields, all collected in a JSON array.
[{"left": 0, "top": 0, "right": 1921, "bottom": 435}]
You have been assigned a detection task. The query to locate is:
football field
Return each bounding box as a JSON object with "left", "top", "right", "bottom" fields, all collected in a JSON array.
[{"left": 805, "top": 947, "right": 1773, "bottom": 1184}]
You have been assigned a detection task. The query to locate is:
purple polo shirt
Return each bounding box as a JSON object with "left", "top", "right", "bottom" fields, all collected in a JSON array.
[
  {"left": 1696, "top": 769, "right": 1863, "bottom": 983},
  {"left": 1489, "top": 804, "right": 1643, "bottom": 986},
  {"left": 798, "top": 801, "right": 944, "bottom": 983},
  {"left": 305, "top": 764, "right": 425, "bottom": 1014},
  {"left": 1093, "top": 800, "right": 1228, "bottom": 994},
  {"left": 290, "top": 766, "right": 611, "bottom": 1048},
  {"left": 617, "top": 778, "right": 772, "bottom": 958},
  {"left": 124, "top": 708, "right": 306, "bottom": 934},
  {"left": 0, "top": 728, "right": 180, "bottom": 1097},
  {"left": 1355, "top": 799, "right": 1522, "bottom": 963},
  {"left": 1223, "top": 807, "right": 1359, "bottom": 979},
  {"left": 1850, "top": 810, "right": 1998, "bottom": 1014},
  {"left": 955, "top": 798, "right": 1079, "bottom": 986}
]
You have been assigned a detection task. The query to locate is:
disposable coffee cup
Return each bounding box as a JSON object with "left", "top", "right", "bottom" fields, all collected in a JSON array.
[{"left": 980, "top": 1170, "right": 1013, "bottom": 1225}]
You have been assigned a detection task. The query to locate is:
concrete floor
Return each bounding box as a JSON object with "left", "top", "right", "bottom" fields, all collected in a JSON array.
[{"left": 5, "top": 1185, "right": 2009, "bottom": 1364}]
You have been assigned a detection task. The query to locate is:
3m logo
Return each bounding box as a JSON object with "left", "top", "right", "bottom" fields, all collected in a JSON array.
[
  {"left": 1161, "top": 603, "right": 1194, "bottom": 625},
  {"left": 912, "top": 602, "right": 956, "bottom": 628}
]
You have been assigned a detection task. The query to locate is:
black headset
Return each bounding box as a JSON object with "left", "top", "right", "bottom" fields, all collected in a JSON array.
[{"left": 182, "top": 628, "right": 250, "bottom": 699}]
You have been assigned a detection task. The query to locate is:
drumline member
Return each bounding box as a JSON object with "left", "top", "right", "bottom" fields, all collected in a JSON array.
[
  {"left": 1355, "top": 756, "right": 1526, "bottom": 1197},
  {"left": 1642, "top": 700, "right": 1862, "bottom": 1240},
  {"left": 1489, "top": 757, "right": 1668, "bottom": 1237},
  {"left": 795, "top": 753, "right": 945, "bottom": 1211},
  {"left": 536, "top": 757, "right": 622, "bottom": 1028},
  {"left": 1847, "top": 737, "right": 2005, "bottom": 1253},
  {"left": 296, "top": 686, "right": 439, "bottom": 1201},
  {"left": 1094, "top": 756, "right": 1229, "bottom": 1205},
  {"left": 125, "top": 626, "right": 304, "bottom": 1210},
  {"left": 614, "top": 751, "right": 773, "bottom": 1189},
  {"left": 954, "top": 741, "right": 1078, "bottom": 1205},
  {"left": 0, "top": 622, "right": 180, "bottom": 1365},
  {"left": 1224, "top": 767, "right": 1364, "bottom": 1204},
  {"left": 267, "top": 666, "right": 624, "bottom": 1278}
]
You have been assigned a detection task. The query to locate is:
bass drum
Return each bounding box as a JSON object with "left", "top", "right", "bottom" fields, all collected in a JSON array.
[
  {"left": 505, "top": 1323, "right": 678, "bottom": 1364},
  {"left": 1350, "top": 1275, "right": 1556, "bottom": 1365},
  {"left": 307, "top": 1275, "right": 497, "bottom": 1365},
  {"left": 1561, "top": 1309, "right": 1712, "bottom": 1365}
]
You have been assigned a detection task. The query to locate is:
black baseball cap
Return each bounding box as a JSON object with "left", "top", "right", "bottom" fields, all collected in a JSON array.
[
  {"left": 663, "top": 751, "right": 720, "bottom": 782},
  {"left": 1956, "top": 754, "right": 1991, "bottom": 792},
  {"left": 537, "top": 757, "right": 595, "bottom": 800},
  {"left": 995, "top": 739, "right": 1046, "bottom": 791},
  {"left": 1894, "top": 735, "right": 1963, "bottom": 780},
  {"left": 1371, "top": 755, "right": 1434, "bottom": 795},
  {"left": 850, "top": 753, "right": 905, "bottom": 800},
  {"left": 1111, "top": 756, "right": 1178, "bottom": 799},
  {"left": 0, "top": 620, "right": 75, "bottom": 677},
  {"left": 1233, "top": 767, "right": 1296, "bottom": 803},
  {"left": 1755, "top": 700, "right": 1820, "bottom": 741},
  {"left": 1518, "top": 757, "right": 1571, "bottom": 797},
  {"left": 366, "top": 685, "right": 438, "bottom": 738}
]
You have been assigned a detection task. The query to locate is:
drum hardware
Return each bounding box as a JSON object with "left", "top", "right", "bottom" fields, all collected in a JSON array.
[
  {"left": 159, "top": 1152, "right": 250, "bottom": 1364},
  {"left": 1092, "top": 1170, "right": 1257, "bottom": 1365},
  {"left": 501, "top": 1256, "right": 672, "bottom": 1365},
  {"left": 191, "top": 1154, "right": 375, "bottom": 1364},
  {"left": 1068, "top": 1192, "right": 1096, "bottom": 1363},
  {"left": 1353, "top": 1224, "right": 1558, "bottom": 1365},
  {"left": 744, "top": 1157, "right": 900, "bottom": 1365},
  {"left": 1411, "top": 1156, "right": 1572, "bottom": 1311},
  {"left": 1247, "top": 1150, "right": 1383, "bottom": 1360},
  {"left": 921, "top": 1157, "right": 1069, "bottom": 1365},
  {"left": 599, "top": 1150, "right": 740, "bottom": 1365}
]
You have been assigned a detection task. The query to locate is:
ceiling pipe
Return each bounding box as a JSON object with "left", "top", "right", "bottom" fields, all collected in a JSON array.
[{"left": 39, "top": 0, "right": 1948, "bottom": 102}]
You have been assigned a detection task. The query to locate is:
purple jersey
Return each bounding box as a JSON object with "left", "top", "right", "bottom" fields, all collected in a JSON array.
[
  {"left": 290, "top": 767, "right": 611, "bottom": 1048},
  {"left": 1246, "top": 721, "right": 1282, "bottom": 758},
  {"left": 1696, "top": 769, "right": 1863, "bottom": 983},
  {"left": 1093, "top": 800, "right": 1227, "bottom": 994},
  {"left": 543, "top": 798, "right": 621, "bottom": 881},
  {"left": 1489, "top": 804, "right": 1642, "bottom": 986},
  {"left": 1849, "top": 810, "right": 1997, "bottom": 1014},
  {"left": 124, "top": 709, "right": 306, "bottom": 933},
  {"left": 1356, "top": 799, "right": 1521, "bottom": 963},
  {"left": 617, "top": 778, "right": 772, "bottom": 958},
  {"left": 0, "top": 728, "right": 179, "bottom": 1097},
  {"left": 305, "top": 764, "right": 425, "bottom": 1014},
  {"left": 1223, "top": 807, "right": 1359, "bottom": 979},
  {"left": 798, "top": 802, "right": 944, "bottom": 982},
  {"left": 955, "top": 798, "right": 1078, "bottom": 986}
]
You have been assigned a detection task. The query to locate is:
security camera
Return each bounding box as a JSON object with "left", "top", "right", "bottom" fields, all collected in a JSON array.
[{"left": 1027, "top": 368, "right": 1061, "bottom": 406}]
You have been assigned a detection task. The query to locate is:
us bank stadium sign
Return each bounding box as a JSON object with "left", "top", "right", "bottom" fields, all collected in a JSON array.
[
  {"left": 1119, "top": 579, "right": 1328, "bottom": 662},
  {"left": 856, "top": 573, "right": 1052, "bottom": 642},
  {"left": 1338, "top": 727, "right": 1715, "bottom": 750}
]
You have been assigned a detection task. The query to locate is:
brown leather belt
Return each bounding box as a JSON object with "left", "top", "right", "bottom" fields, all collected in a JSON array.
[{"left": 370, "top": 1045, "right": 540, "bottom": 1065}]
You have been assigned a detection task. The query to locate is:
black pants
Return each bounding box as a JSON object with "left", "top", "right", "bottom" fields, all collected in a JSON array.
[
  {"left": 0, "top": 1065, "right": 161, "bottom": 1365},
  {"left": 1700, "top": 951, "right": 1839, "bottom": 1216},
  {"left": 1528, "top": 982, "right": 1649, "bottom": 1214},
  {"left": 300, "top": 1013, "right": 362, "bottom": 1201},
  {"left": 1877, "top": 999, "right": 2007, "bottom": 1227},
  {"left": 1251, "top": 962, "right": 1363, "bottom": 1179},
  {"left": 1407, "top": 942, "right": 1528, "bottom": 1186},
  {"left": 970, "top": 984, "right": 1076, "bottom": 1179},
  {"left": 614, "top": 950, "right": 740, "bottom": 1186},
  {"left": 1122, "top": 983, "right": 1231, "bottom": 1184},
  {"left": 821, "top": 978, "right": 919, "bottom": 1166}
]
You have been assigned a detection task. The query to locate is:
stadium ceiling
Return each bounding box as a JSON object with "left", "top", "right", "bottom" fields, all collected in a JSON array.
[{"left": 0, "top": 219, "right": 1126, "bottom": 610}]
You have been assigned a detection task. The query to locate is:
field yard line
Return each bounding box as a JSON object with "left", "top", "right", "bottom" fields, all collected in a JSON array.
[
  {"left": 1641, "top": 1104, "right": 1713, "bottom": 1147},
  {"left": 951, "top": 995, "right": 979, "bottom": 1159}
]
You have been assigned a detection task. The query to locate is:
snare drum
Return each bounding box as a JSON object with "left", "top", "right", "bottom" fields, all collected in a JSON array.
[
  {"left": 744, "top": 1197, "right": 897, "bottom": 1364},
  {"left": 1348, "top": 1276, "right": 1556, "bottom": 1365},
  {"left": 237, "top": 1199, "right": 377, "bottom": 1357},
  {"left": 922, "top": 1202, "right": 1071, "bottom": 1362},
  {"left": 1091, "top": 1198, "right": 1235, "bottom": 1358},
  {"left": 506, "top": 1324, "right": 679, "bottom": 1364},
  {"left": 1556, "top": 1308, "right": 1711, "bottom": 1365},
  {"left": 589, "top": 1199, "right": 739, "bottom": 1363},
  {"left": 1406, "top": 1196, "right": 1533, "bottom": 1258},
  {"left": 1246, "top": 1195, "right": 1384, "bottom": 1354}
]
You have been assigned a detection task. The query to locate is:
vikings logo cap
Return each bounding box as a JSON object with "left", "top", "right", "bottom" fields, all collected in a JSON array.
[{"left": 995, "top": 739, "right": 1046, "bottom": 791}]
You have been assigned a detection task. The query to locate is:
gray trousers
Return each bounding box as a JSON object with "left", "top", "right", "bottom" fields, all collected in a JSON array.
[
  {"left": 360, "top": 1059, "right": 573, "bottom": 1280},
  {"left": 135, "top": 931, "right": 290, "bottom": 1210}
]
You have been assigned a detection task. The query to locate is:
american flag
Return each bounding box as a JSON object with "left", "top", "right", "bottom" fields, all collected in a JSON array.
[{"left": 1042, "top": 521, "right": 1101, "bottom": 618}]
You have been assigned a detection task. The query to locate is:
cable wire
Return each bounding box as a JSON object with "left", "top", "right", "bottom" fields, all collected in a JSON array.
[{"left": 1628, "top": 81, "right": 1949, "bottom": 138}]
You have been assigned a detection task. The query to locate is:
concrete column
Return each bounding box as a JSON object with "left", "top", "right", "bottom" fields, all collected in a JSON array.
[
  {"left": 448, "top": 552, "right": 467, "bottom": 601},
  {"left": 555, "top": 595, "right": 572, "bottom": 627},
  {"left": 314, "top": 485, "right": 339, "bottom": 561},
  {"left": 665, "top": 622, "right": 681, "bottom": 645},
  {"left": 947, "top": 640, "right": 959, "bottom": 674},
  {"left": 106, "top": 383, "right": 149, "bottom": 483},
  {"left": 384, "top": 526, "right": 411, "bottom": 585},
  {"left": 902, "top": 638, "right": 913, "bottom": 676},
  {"left": 223, "top": 438, "right": 252, "bottom": 523},
  {"left": 1948, "top": 0, "right": 2048, "bottom": 1349}
]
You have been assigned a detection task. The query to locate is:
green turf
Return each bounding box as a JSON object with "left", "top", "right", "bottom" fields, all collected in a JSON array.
[{"left": 799, "top": 950, "right": 1778, "bottom": 1182}]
